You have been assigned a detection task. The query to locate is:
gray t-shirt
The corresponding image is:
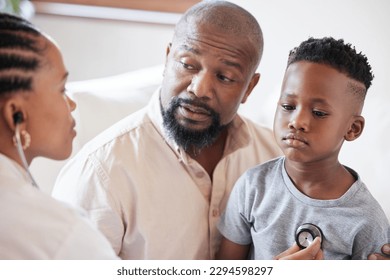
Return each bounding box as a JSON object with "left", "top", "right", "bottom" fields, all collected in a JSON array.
[{"left": 218, "top": 157, "right": 389, "bottom": 259}]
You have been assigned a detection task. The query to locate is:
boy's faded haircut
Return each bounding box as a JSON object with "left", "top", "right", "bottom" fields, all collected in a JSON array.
[{"left": 287, "top": 37, "right": 374, "bottom": 99}]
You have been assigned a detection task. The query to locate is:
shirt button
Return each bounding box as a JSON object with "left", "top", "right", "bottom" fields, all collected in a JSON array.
[{"left": 212, "top": 209, "right": 219, "bottom": 217}]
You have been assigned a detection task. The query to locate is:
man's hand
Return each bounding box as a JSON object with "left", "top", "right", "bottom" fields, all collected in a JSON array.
[
  {"left": 274, "top": 237, "right": 323, "bottom": 260},
  {"left": 368, "top": 244, "right": 390, "bottom": 260}
]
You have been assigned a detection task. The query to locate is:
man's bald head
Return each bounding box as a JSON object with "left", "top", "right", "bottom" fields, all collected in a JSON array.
[{"left": 173, "top": 0, "right": 263, "bottom": 70}]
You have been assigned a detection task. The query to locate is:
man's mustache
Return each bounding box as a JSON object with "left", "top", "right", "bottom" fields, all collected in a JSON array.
[{"left": 172, "top": 97, "right": 216, "bottom": 116}]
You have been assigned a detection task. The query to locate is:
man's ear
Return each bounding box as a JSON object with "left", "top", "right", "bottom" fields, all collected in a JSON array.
[
  {"left": 241, "top": 73, "right": 260, "bottom": 104},
  {"left": 345, "top": 115, "right": 365, "bottom": 141},
  {"left": 163, "top": 43, "right": 172, "bottom": 77},
  {"left": 166, "top": 43, "right": 172, "bottom": 56}
]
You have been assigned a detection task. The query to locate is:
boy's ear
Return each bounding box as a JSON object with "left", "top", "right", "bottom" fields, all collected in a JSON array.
[{"left": 345, "top": 116, "right": 365, "bottom": 141}]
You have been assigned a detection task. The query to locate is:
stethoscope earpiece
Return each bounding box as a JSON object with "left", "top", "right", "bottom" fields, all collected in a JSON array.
[
  {"left": 14, "top": 122, "right": 39, "bottom": 188},
  {"left": 295, "top": 223, "right": 323, "bottom": 249}
]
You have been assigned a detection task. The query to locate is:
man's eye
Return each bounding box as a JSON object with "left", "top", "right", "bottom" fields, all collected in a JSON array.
[
  {"left": 217, "top": 74, "right": 234, "bottom": 83},
  {"left": 180, "top": 61, "right": 195, "bottom": 70}
]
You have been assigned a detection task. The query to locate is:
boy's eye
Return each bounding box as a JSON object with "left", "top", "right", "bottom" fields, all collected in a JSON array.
[
  {"left": 281, "top": 104, "right": 295, "bottom": 111},
  {"left": 313, "top": 110, "right": 328, "bottom": 117}
]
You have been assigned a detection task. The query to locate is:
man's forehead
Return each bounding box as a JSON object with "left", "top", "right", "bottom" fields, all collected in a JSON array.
[{"left": 172, "top": 14, "right": 261, "bottom": 71}]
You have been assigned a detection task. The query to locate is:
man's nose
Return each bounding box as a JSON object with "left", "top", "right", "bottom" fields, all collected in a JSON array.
[{"left": 187, "top": 71, "right": 214, "bottom": 99}]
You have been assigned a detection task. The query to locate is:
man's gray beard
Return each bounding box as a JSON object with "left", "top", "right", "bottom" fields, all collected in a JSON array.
[{"left": 161, "top": 97, "right": 227, "bottom": 152}]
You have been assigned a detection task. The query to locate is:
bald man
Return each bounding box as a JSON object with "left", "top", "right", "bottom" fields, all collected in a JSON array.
[{"left": 53, "top": 0, "right": 280, "bottom": 259}]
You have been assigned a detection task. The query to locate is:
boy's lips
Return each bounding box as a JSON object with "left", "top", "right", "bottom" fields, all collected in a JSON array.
[
  {"left": 283, "top": 133, "right": 308, "bottom": 143},
  {"left": 282, "top": 133, "right": 308, "bottom": 147}
]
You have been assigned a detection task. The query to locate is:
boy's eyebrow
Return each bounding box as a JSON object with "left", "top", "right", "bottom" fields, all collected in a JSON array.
[
  {"left": 310, "top": 97, "right": 331, "bottom": 105},
  {"left": 280, "top": 92, "right": 298, "bottom": 99},
  {"left": 281, "top": 92, "right": 331, "bottom": 105}
]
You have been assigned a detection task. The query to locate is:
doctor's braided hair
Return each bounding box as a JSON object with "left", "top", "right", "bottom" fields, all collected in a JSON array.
[
  {"left": 0, "top": 12, "right": 45, "bottom": 98},
  {"left": 287, "top": 37, "right": 374, "bottom": 100}
]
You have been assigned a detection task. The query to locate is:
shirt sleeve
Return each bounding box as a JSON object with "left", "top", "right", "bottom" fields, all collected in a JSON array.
[
  {"left": 52, "top": 151, "right": 125, "bottom": 256},
  {"left": 217, "top": 173, "right": 253, "bottom": 245},
  {"left": 54, "top": 214, "right": 119, "bottom": 260},
  {"left": 351, "top": 211, "right": 390, "bottom": 259}
]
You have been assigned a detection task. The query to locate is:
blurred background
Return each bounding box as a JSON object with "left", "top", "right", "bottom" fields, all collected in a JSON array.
[{"left": 26, "top": 0, "right": 390, "bottom": 121}]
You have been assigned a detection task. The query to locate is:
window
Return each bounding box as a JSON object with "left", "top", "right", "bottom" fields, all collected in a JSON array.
[{"left": 31, "top": 0, "right": 201, "bottom": 14}]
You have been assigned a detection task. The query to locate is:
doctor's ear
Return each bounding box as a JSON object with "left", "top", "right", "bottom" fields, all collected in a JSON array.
[
  {"left": 13, "top": 112, "right": 24, "bottom": 124},
  {"left": 2, "top": 98, "right": 27, "bottom": 131},
  {"left": 345, "top": 116, "right": 365, "bottom": 141}
]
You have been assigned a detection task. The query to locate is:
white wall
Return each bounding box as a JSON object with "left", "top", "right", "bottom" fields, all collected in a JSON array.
[
  {"left": 31, "top": 14, "right": 174, "bottom": 81},
  {"left": 30, "top": 0, "right": 390, "bottom": 217}
]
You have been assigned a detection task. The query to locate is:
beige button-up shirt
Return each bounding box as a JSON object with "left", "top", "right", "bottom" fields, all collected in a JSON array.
[{"left": 53, "top": 89, "right": 281, "bottom": 259}]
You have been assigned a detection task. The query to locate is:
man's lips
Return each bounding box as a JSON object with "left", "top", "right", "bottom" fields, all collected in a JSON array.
[
  {"left": 177, "top": 103, "right": 212, "bottom": 123},
  {"left": 180, "top": 103, "right": 211, "bottom": 115}
]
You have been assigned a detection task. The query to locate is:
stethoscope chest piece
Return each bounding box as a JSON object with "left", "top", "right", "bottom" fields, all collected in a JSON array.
[{"left": 295, "top": 223, "right": 323, "bottom": 249}]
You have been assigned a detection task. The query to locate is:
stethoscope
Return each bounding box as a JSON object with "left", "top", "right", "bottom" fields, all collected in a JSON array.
[
  {"left": 14, "top": 112, "right": 39, "bottom": 189},
  {"left": 295, "top": 223, "right": 323, "bottom": 249}
]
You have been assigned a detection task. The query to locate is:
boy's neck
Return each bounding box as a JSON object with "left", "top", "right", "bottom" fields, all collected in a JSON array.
[{"left": 284, "top": 159, "right": 356, "bottom": 200}]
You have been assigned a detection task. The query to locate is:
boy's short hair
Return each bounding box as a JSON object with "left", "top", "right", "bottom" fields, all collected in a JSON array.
[{"left": 287, "top": 37, "right": 374, "bottom": 97}]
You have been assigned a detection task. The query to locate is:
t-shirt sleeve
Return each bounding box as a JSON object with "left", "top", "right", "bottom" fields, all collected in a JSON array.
[
  {"left": 218, "top": 174, "right": 253, "bottom": 245},
  {"left": 351, "top": 209, "right": 390, "bottom": 259}
]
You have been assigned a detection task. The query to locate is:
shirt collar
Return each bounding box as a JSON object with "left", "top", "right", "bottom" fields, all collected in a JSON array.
[{"left": 147, "top": 88, "right": 252, "bottom": 163}]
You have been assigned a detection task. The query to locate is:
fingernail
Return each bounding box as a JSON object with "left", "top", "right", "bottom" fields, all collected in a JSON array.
[{"left": 367, "top": 254, "right": 377, "bottom": 260}]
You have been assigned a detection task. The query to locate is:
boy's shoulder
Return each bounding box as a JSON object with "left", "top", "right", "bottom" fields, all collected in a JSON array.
[
  {"left": 250, "top": 156, "right": 283, "bottom": 171},
  {"left": 244, "top": 156, "right": 284, "bottom": 181}
]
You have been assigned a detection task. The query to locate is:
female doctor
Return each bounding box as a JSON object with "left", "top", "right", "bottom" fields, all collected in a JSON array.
[{"left": 0, "top": 13, "right": 118, "bottom": 259}]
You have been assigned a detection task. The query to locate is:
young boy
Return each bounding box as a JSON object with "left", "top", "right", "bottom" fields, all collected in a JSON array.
[{"left": 217, "top": 37, "right": 389, "bottom": 259}]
